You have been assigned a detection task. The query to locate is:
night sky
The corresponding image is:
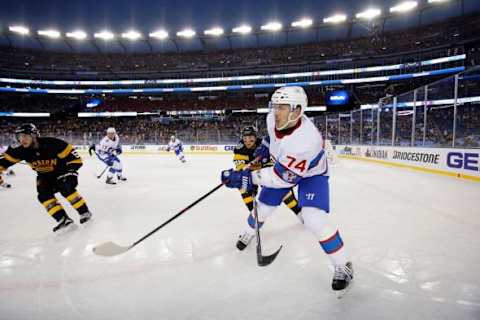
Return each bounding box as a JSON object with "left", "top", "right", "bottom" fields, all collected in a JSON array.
[
  {"left": 1, "top": 0, "right": 478, "bottom": 52},
  {"left": 1, "top": 0, "right": 479, "bottom": 33}
]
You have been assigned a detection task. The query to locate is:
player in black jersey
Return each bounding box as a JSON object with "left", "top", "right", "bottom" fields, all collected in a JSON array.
[
  {"left": 233, "top": 125, "right": 302, "bottom": 250},
  {"left": 0, "top": 124, "right": 92, "bottom": 232}
]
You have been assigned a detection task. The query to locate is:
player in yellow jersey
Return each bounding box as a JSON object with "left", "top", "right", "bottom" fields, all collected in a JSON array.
[{"left": 0, "top": 124, "right": 92, "bottom": 232}]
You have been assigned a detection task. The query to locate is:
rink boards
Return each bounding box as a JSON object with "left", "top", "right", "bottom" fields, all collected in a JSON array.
[
  {"left": 335, "top": 145, "right": 480, "bottom": 182},
  {"left": 74, "top": 144, "right": 237, "bottom": 155},
  {"left": 70, "top": 144, "right": 480, "bottom": 182}
]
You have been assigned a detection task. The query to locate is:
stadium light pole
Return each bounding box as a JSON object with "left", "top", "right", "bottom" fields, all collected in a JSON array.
[
  {"left": 94, "top": 30, "right": 119, "bottom": 52},
  {"left": 291, "top": 18, "right": 313, "bottom": 28},
  {"left": 37, "top": 29, "right": 61, "bottom": 39},
  {"left": 260, "top": 21, "right": 282, "bottom": 32},
  {"left": 176, "top": 28, "right": 196, "bottom": 38},
  {"left": 175, "top": 29, "right": 196, "bottom": 52},
  {"left": 355, "top": 8, "right": 382, "bottom": 37},
  {"left": 323, "top": 14, "right": 347, "bottom": 24},
  {"left": 260, "top": 21, "right": 282, "bottom": 47},
  {"left": 290, "top": 18, "right": 313, "bottom": 44},
  {"left": 4, "top": 25, "right": 28, "bottom": 47},
  {"left": 323, "top": 14, "right": 348, "bottom": 37},
  {"left": 204, "top": 27, "right": 224, "bottom": 37},
  {"left": 148, "top": 29, "right": 169, "bottom": 52},
  {"left": 389, "top": 1, "right": 418, "bottom": 13},
  {"left": 232, "top": 25, "right": 252, "bottom": 35},
  {"left": 8, "top": 25, "right": 30, "bottom": 35},
  {"left": 231, "top": 24, "right": 252, "bottom": 48},
  {"left": 120, "top": 30, "right": 143, "bottom": 52},
  {"left": 65, "top": 30, "right": 88, "bottom": 52},
  {"left": 356, "top": 8, "right": 382, "bottom": 20},
  {"left": 202, "top": 27, "right": 224, "bottom": 50}
]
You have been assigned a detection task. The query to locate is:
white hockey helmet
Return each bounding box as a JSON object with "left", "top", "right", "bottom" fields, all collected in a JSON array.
[
  {"left": 269, "top": 86, "right": 308, "bottom": 130},
  {"left": 107, "top": 127, "right": 116, "bottom": 134},
  {"left": 170, "top": 135, "right": 175, "bottom": 141}
]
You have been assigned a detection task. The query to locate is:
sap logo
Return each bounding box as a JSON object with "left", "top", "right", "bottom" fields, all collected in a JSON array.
[
  {"left": 447, "top": 152, "right": 479, "bottom": 171},
  {"left": 224, "top": 145, "right": 236, "bottom": 151}
]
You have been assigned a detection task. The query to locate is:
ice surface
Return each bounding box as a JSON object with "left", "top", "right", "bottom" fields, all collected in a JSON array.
[{"left": 1, "top": 154, "right": 479, "bottom": 320}]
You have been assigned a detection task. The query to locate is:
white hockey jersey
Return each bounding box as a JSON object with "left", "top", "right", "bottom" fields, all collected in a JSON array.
[
  {"left": 168, "top": 138, "right": 183, "bottom": 151},
  {"left": 252, "top": 112, "right": 328, "bottom": 189},
  {"left": 96, "top": 134, "right": 120, "bottom": 155}
]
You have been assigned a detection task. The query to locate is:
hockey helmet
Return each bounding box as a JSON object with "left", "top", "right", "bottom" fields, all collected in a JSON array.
[
  {"left": 269, "top": 86, "right": 308, "bottom": 130},
  {"left": 241, "top": 126, "right": 257, "bottom": 137}
]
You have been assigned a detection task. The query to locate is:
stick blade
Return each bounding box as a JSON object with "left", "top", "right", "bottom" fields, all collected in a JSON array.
[
  {"left": 257, "top": 245, "right": 283, "bottom": 267},
  {"left": 93, "top": 241, "right": 132, "bottom": 257}
]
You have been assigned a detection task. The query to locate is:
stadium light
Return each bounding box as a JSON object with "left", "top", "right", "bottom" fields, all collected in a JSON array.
[
  {"left": 232, "top": 25, "right": 252, "bottom": 34},
  {"left": 260, "top": 22, "right": 282, "bottom": 32},
  {"left": 390, "top": 1, "right": 418, "bottom": 13},
  {"left": 9, "top": 25, "right": 29, "bottom": 35},
  {"left": 149, "top": 30, "right": 169, "bottom": 39},
  {"left": 94, "top": 30, "right": 115, "bottom": 41},
  {"left": 121, "top": 30, "right": 142, "bottom": 40},
  {"left": 291, "top": 18, "right": 313, "bottom": 28},
  {"left": 37, "top": 29, "right": 61, "bottom": 39},
  {"left": 204, "top": 27, "right": 224, "bottom": 36},
  {"left": 323, "top": 14, "right": 347, "bottom": 24},
  {"left": 177, "top": 29, "right": 196, "bottom": 38},
  {"left": 66, "top": 30, "right": 88, "bottom": 40},
  {"left": 356, "top": 8, "right": 382, "bottom": 20}
]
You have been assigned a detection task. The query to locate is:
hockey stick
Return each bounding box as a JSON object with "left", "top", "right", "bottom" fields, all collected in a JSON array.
[
  {"left": 252, "top": 191, "right": 283, "bottom": 267},
  {"left": 96, "top": 166, "right": 109, "bottom": 179},
  {"left": 93, "top": 182, "right": 224, "bottom": 257}
]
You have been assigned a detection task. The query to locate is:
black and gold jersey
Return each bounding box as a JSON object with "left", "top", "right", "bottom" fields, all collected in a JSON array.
[
  {"left": 233, "top": 138, "right": 273, "bottom": 171},
  {"left": 0, "top": 137, "right": 82, "bottom": 176}
]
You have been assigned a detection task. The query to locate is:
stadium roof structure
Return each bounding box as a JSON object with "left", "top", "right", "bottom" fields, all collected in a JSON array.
[{"left": 0, "top": 0, "right": 476, "bottom": 53}]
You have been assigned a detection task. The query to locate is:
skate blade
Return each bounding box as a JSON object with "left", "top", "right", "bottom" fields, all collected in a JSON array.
[
  {"left": 335, "top": 280, "right": 354, "bottom": 299},
  {"left": 55, "top": 223, "right": 78, "bottom": 236},
  {"left": 80, "top": 217, "right": 93, "bottom": 227}
]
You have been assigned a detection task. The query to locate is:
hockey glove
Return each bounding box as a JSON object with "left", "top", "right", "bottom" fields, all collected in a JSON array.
[
  {"left": 221, "top": 169, "right": 253, "bottom": 192},
  {"left": 253, "top": 136, "right": 270, "bottom": 165},
  {"left": 57, "top": 171, "right": 78, "bottom": 190}
]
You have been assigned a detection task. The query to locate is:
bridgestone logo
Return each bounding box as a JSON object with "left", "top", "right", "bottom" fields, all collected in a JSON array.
[{"left": 392, "top": 151, "right": 440, "bottom": 164}]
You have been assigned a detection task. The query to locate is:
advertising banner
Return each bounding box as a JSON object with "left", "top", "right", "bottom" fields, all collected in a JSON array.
[{"left": 336, "top": 145, "right": 479, "bottom": 181}]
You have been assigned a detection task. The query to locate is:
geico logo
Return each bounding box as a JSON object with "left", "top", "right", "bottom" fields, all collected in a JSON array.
[
  {"left": 446, "top": 152, "right": 479, "bottom": 171},
  {"left": 131, "top": 145, "right": 146, "bottom": 150}
]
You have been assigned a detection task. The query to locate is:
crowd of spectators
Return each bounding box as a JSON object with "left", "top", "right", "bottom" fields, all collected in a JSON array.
[
  {"left": 1, "top": 102, "right": 478, "bottom": 148},
  {"left": 0, "top": 113, "right": 267, "bottom": 146}
]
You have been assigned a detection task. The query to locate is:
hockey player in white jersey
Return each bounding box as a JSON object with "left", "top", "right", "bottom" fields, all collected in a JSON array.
[
  {"left": 221, "top": 86, "right": 353, "bottom": 294},
  {"left": 89, "top": 127, "right": 127, "bottom": 185},
  {"left": 166, "top": 135, "right": 186, "bottom": 163}
]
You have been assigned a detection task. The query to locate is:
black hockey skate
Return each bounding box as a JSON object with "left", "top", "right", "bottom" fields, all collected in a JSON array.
[
  {"left": 117, "top": 175, "right": 127, "bottom": 182},
  {"left": 332, "top": 262, "right": 354, "bottom": 298},
  {"left": 53, "top": 216, "right": 75, "bottom": 232},
  {"left": 106, "top": 177, "right": 116, "bottom": 185},
  {"left": 79, "top": 211, "right": 92, "bottom": 224}
]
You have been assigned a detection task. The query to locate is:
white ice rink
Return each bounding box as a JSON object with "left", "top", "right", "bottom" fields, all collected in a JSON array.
[{"left": 1, "top": 154, "right": 479, "bottom": 320}]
